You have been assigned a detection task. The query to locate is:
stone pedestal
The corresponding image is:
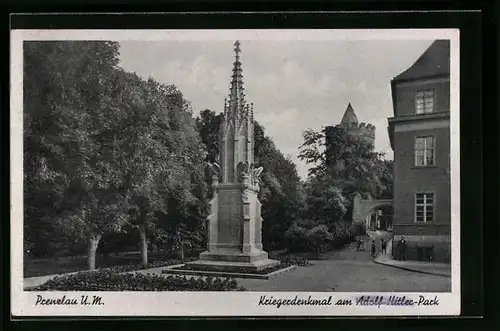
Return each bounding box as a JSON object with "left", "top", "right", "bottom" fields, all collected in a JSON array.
[{"left": 186, "top": 182, "right": 279, "bottom": 273}]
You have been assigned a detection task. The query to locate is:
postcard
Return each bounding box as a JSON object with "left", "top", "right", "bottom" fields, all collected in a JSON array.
[{"left": 11, "top": 27, "right": 460, "bottom": 317}]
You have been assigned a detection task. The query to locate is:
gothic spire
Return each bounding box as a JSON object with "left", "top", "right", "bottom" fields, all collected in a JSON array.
[
  {"left": 219, "top": 40, "right": 256, "bottom": 183},
  {"left": 228, "top": 40, "right": 246, "bottom": 122}
]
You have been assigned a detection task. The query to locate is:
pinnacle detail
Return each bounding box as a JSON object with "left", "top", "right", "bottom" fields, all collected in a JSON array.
[
  {"left": 219, "top": 40, "right": 256, "bottom": 184},
  {"left": 234, "top": 40, "right": 241, "bottom": 59},
  {"left": 227, "top": 40, "right": 246, "bottom": 128}
]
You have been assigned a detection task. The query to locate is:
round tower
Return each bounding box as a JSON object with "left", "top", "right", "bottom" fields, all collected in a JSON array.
[{"left": 336, "top": 103, "right": 376, "bottom": 146}]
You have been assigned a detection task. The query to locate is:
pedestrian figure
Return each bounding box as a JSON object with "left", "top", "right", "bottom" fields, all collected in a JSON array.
[
  {"left": 381, "top": 238, "right": 387, "bottom": 254},
  {"left": 356, "top": 237, "right": 363, "bottom": 251},
  {"left": 371, "top": 240, "right": 376, "bottom": 257},
  {"left": 397, "top": 237, "right": 403, "bottom": 260},
  {"left": 400, "top": 236, "right": 407, "bottom": 261}
]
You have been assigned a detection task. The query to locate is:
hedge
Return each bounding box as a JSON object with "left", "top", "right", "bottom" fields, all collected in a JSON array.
[{"left": 284, "top": 220, "right": 358, "bottom": 255}]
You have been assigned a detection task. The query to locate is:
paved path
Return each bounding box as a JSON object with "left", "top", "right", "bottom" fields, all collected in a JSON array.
[
  {"left": 24, "top": 236, "right": 451, "bottom": 292},
  {"left": 374, "top": 240, "right": 451, "bottom": 277},
  {"left": 24, "top": 274, "right": 60, "bottom": 289},
  {"left": 24, "top": 271, "right": 84, "bottom": 289},
  {"left": 235, "top": 240, "right": 450, "bottom": 292}
]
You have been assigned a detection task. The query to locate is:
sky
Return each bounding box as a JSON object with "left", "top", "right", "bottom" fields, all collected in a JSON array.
[{"left": 118, "top": 39, "right": 434, "bottom": 179}]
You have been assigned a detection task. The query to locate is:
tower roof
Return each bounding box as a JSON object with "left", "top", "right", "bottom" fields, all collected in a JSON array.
[
  {"left": 340, "top": 103, "right": 358, "bottom": 125},
  {"left": 392, "top": 40, "right": 450, "bottom": 82}
]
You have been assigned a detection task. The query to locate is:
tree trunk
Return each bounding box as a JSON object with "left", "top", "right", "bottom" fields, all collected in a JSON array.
[
  {"left": 87, "top": 234, "right": 102, "bottom": 270},
  {"left": 139, "top": 224, "right": 148, "bottom": 266},
  {"left": 179, "top": 243, "right": 185, "bottom": 261}
]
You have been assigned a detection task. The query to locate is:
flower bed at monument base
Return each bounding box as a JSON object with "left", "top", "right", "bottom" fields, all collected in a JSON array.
[
  {"left": 103, "top": 258, "right": 191, "bottom": 273},
  {"left": 163, "top": 261, "right": 299, "bottom": 280},
  {"left": 276, "top": 257, "right": 310, "bottom": 267},
  {"left": 27, "top": 269, "right": 247, "bottom": 291},
  {"left": 171, "top": 263, "right": 291, "bottom": 275}
]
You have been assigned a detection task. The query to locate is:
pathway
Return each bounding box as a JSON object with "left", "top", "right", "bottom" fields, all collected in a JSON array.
[
  {"left": 374, "top": 240, "right": 451, "bottom": 277},
  {"left": 236, "top": 240, "right": 450, "bottom": 292},
  {"left": 24, "top": 274, "right": 61, "bottom": 289},
  {"left": 24, "top": 234, "right": 451, "bottom": 291}
]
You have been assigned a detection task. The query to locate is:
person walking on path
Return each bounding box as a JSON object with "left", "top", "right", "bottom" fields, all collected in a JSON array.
[
  {"left": 371, "top": 240, "right": 377, "bottom": 258},
  {"left": 381, "top": 238, "right": 387, "bottom": 255},
  {"left": 397, "top": 236, "right": 407, "bottom": 261},
  {"left": 400, "top": 236, "right": 407, "bottom": 261},
  {"left": 356, "top": 237, "right": 363, "bottom": 251}
]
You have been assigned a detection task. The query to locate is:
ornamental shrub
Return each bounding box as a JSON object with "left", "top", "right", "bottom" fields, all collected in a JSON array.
[
  {"left": 28, "top": 269, "right": 246, "bottom": 291},
  {"left": 349, "top": 222, "right": 367, "bottom": 237}
]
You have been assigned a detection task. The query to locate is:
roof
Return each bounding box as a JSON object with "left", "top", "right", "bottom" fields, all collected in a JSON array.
[
  {"left": 392, "top": 40, "right": 450, "bottom": 82},
  {"left": 340, "top": 103, "right": 358, "bottom": 125}
]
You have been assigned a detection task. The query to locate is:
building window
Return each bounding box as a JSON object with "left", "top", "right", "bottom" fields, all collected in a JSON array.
[
  {"left": 415, "top": 193, "right": 434, "bottom": 223},
  {"left": 415, "top": 90, "right": 435, "bottom": 114},
  {"left": 415, "top": 136, "right": 435, "bottom": 166}
]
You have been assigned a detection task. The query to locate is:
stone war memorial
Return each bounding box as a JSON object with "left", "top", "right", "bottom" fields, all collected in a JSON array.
[{"left": 184, "top": 41, "right": 280, "bottom": 273}]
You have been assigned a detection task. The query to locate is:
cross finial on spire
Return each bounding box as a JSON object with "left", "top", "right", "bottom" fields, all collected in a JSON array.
[{"left": 234, "top": 40, "right": 241, "bottom": 57}]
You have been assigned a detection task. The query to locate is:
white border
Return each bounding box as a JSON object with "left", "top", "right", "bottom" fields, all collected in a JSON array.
[{"left": 11, "top": 29, "right": 460, "bottom": 317}]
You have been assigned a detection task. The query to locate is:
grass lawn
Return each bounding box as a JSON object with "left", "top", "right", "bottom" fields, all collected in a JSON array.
[
  {"left": 25, "top": 238, "right": 364, "bottom": 278},
  {"left": 24, "top": 250, "right": 202, "bottom": 278}
]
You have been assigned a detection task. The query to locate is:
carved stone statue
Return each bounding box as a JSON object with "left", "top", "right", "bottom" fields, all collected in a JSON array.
[{"left": 252, "top": 166, "right": 263, "bottom": 191}]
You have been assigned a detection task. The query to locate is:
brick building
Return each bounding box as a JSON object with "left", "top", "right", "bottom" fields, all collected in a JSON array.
[{"left": 388, "top": 40, "right": 451, "bottom": 262}]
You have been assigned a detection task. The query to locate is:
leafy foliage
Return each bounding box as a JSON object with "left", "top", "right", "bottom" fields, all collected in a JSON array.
[
  {"left": 284, "top": 219, "right": 354, "bottom": 257},
  {"left": 303, "top": 177, "right": 348, "bottom": 223},
  {"left": 195, "top": 109, "right": 222, "bottom": 163},
  {"left": 23, "top": 41, "right": 127, "bottom": 259},
  {"left": 24, "top": 41, "right": 208, "bottom": 269},
  {"left": 299, "top": 125, "right": 393, "bottom": 223},
  {"left": 29, "top": 269, "right": 246, "bottom": 291},
  {"left": 254, "top": 123, "right": 306, "bottom": 250}
]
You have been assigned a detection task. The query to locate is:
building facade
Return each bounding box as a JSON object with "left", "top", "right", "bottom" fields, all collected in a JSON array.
[{"left": 388, "top": 40, "right": 451, "bottom": 262}]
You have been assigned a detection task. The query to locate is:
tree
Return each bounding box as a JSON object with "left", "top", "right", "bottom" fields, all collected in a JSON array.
[
  {"left": 298, "top": 125, "right": 393, "bottom": 223},
  {"left": 377, "top": 159, "right": 394, "bottom": 199},
  {"left": 297, "top": 129, "right": 327, "bottom": 178},
  {"left": 24, "top": 40, "right": 211, "bottom": 270},
  {"left": 23, "top": 41, "right": 131, "bottom": 269},
  {"left": 112, "top": 72, "right": 173, "bottom": 267},
  {"left": 303, "top": 177, "right": 348, "bottom": 224},
  {"left": 24, "top": 41, "right": 210, "bottom": 270},
  {"left": 253, "top": 122, "right": 305, "bottom": 249},
  {"left": 136, "top": 81, "right": 209, "bottom": 260},
  {"left": 306, "top": 225, "right": 333, "bottom": 256},
  {"left": 106, "top": 71, "right": 208, "bottom": 266},
  {"left": 195, "top": 109, "right": 222, "bottom": 163}
]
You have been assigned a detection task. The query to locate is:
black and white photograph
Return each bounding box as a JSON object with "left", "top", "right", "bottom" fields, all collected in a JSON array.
[{"left": 11, "top": 28, "right": 460, "bottom": 316}]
